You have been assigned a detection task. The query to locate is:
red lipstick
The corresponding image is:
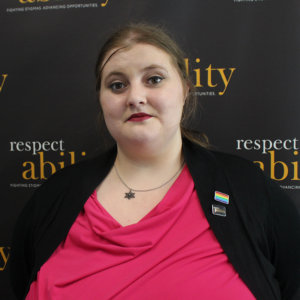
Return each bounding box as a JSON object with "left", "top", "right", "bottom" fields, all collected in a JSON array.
[{"left": 128, "top": 113, "right": 152, "bottom": 122}]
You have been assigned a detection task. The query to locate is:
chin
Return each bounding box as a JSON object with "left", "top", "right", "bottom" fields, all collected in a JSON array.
[
  {"left": 128, "top": 134, "right": 157, "bottom": 144},
  {"left": 114, "top": 132, "right": 159, "bottom": 147}
]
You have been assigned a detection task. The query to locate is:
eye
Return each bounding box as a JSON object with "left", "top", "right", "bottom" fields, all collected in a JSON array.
[
  {"left": 109, "top": 81, "right": 126, "bottom": 92},
  {"left": 147, "top": 76, "right": 164, "bottom": 85}
]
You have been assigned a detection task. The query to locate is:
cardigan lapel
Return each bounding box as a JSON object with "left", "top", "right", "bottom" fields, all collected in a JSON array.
[
  {"left": 33, "top": 146, "right": 118, "bottom": 289},
  {"left": 183, "top": 139, "right": 279, "bottom": 300}
]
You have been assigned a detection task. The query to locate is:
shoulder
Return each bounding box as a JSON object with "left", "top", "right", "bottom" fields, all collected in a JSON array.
[
  {"left": 183, "top": 139, "right": 287, "bottom": 211},
  {"left": 211, "top": 149, "right": 266, "bottom": 183},
  {"left": 208, "top": 147, "right": 299, "bottom": 230},
  {"left": 209, "top": 149, "right": 278, "bottom": 205},
  {"left": 35, "top": 146, "right": 117, "bottom": 194},
  {"left": 18, "top": 146, "right": 117, "bottom": 224},
  {"left": 183, "top": 139, "right": 276, "bottom": 219},
  {"left": 183, "top": 138, "right": 264, "bottom": 181},
  {"left": 209, "top": 150, "right": 291, "bottom": 208}
]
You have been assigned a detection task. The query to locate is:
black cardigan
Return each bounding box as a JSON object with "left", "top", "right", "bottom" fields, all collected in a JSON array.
[{"left": 10, "top": 139, "right": 300, "bottom": 300}]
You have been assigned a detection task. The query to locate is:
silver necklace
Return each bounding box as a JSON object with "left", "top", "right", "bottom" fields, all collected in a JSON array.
[{"left": 114, "top": 161, "right": 185, "bottom": 199}]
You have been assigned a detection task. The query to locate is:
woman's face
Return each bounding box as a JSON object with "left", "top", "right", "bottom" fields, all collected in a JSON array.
[{"left": 99, "top": 43, "right": 188, "bottom": 148}]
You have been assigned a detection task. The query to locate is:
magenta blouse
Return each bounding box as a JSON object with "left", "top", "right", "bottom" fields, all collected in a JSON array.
[{"left": 26, "top": 165, "right": 255, "bottom": 299}]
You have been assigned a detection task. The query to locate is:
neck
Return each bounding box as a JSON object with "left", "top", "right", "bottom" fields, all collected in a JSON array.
[
  {"left": 116, "top": 131, "right": 182, "bottom": 166},
  {"left": 114, "top": 134, "right": 184, "bottom": 189}
]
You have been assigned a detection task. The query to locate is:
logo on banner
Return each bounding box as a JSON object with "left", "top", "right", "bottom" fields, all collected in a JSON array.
[
  {"left": 18, "top": 0, "right": 109, "bottom": 6},
  {"left": 19, "top": 0, "right": 49, "bottom": 2},
  {"left": 0, "top": 247, "right": 10, "bottom": 272},
  {"left": 9, "top": 140, "right": 87, "bottom": 186},
  {"left": 236, "top": 138, "right": 300, "bottom": 189},
  {"left": 6, "top": 0, "right": 109, "bottom": 13},
  {"left": 185, "top": 58, "right": 236, "bottom": 96},
  {"left": 0, "top": 74, "right": 8, "bottom": 92}
]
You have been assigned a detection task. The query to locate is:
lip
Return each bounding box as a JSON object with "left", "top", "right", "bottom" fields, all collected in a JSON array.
[{"left": 127, "top": 113, "right": 152, "bottom": 122}]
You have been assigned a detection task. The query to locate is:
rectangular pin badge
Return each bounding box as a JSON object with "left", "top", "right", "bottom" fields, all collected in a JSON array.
[
  {"left": 212, "top": 204, "right": 226, "bottom": 217},
  {"left": 214, "top": 191, "right": 229, "bottom": 205}
]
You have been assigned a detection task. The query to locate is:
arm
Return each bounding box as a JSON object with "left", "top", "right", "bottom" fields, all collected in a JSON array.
[
  {"left": 10, "top": 193, "right": 37, "bottom": 300},
  {"left": 264, "top": 178, "right": 300, "bottom": 300}
]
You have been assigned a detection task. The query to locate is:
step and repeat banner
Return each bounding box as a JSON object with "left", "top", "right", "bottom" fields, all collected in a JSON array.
[{"left": 1, "top": 0, "right": 299, "bottom": 298}]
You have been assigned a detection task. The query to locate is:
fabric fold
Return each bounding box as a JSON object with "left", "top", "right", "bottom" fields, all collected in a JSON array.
[{"left": 26, "top": 165, "right": 255, "bottom": 300}]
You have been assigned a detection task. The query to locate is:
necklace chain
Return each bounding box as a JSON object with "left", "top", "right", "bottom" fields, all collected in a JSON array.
[{"left": 114, "top": 161, "right": 185, "bottom": 199}]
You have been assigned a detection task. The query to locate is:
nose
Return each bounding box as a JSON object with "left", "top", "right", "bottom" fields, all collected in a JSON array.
[{"left": 126, "top": 82, "right": 147, "bottom": 107}]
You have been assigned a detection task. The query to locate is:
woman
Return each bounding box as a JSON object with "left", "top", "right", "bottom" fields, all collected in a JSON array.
[{"left": 11, "top": 23, "right": 300, "bottom": 300}]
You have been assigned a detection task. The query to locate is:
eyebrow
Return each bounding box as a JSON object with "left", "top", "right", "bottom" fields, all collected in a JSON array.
[
  {"left": 143, "top": 64, "right": 168, "bottom": 72},
  {"left": 104, "top": 64, "right": 168, "bottom": 81}
]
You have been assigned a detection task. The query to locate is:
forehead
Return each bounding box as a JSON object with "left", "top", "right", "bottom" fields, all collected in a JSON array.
[{"left": 101, "top": 44, "right": 176, "bottom": 75}]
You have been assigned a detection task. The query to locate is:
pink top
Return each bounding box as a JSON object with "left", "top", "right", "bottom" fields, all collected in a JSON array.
[{"left": 26, "top": 165, "right": 255, "bottom": 300}]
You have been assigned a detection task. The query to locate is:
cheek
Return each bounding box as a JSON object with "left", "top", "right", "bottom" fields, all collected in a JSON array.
[
  {"left": 161, "top": 86, "right": 185, "bottom": 112},
  {"left": 100, "top": 93, "right": 119, "bottom": 118},
  {"left": 153, "top": 94, "right": 184, "bottom": 126}
]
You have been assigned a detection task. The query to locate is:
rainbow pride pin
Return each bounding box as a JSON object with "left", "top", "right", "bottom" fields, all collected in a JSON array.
[{"left": 214, "top": 191, "right": 229, "bottom": 204}]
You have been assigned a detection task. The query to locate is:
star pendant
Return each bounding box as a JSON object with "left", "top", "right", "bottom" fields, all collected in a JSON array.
[{"left": 124, "top": 190, "right": 135, "bottom": 199}]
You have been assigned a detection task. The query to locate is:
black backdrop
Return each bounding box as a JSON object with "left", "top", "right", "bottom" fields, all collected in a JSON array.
[{"left": 1, "top": 0, "right": 299, "bottom": 298}]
